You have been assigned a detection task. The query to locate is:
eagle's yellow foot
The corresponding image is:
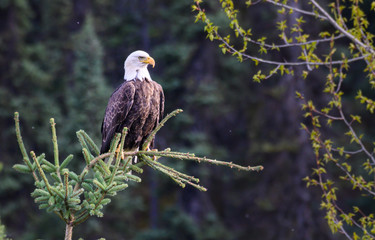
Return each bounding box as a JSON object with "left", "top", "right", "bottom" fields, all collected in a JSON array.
[
  {"left": 115, "top": 146, "right": 125, "bottom": 160},
  {"left": 146, "top": 147, "right": 158, "bottom": 161}
]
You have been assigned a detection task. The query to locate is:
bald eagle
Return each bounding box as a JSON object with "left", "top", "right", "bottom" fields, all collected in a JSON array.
[{"left": 100, "top": 50, "right": 164, "bottom": 154}]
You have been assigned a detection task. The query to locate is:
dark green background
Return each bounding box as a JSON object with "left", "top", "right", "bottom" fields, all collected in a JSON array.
[{"left": 1, "top": 0, "right": 372, "bottom": 239}]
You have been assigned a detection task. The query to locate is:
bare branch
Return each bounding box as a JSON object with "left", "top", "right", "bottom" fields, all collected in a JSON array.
[
  {"left": 217, "top": 32, "right": 367, "bottom": 66},
  {"left": 335, "top": 162, "right": 375, "bottom": 196},
  {"left": 235, "top": 22, "right": 344, "bottom": 49},
  {"left": 331, "top": 148, "right": 363, "bottom": 155},
  {"left": 310, "top": 0, "right": 373, "bottom": 54},
  {"left": 338, "top": 108, "right": 375, "bottom": 164},
  {"left": 311, "top": 109, "right": 342, "bottom": 121},
  {"left": 266, "top": 0, "right": 327, "bottom": 20}
]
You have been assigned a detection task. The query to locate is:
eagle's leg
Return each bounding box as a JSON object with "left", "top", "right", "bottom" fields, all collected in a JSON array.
[
  {"left": 115, "top": 145, "right": 126, "bottom": 160},
  {"left": 145, "top": 142, "right": 157, "bottom": 161}
]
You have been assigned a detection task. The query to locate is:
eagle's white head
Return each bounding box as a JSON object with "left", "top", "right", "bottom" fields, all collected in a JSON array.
[{"left": 124, "top": 50, "right": 155, "bottom": 81}]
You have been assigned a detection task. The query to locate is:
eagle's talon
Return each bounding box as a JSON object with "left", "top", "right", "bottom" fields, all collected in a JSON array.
[
  {"left": 145, "top": 147, "right": 158, "bottom": 160},
  {"left": 115, "top": 146, "right": 126, "bottom": 160}
]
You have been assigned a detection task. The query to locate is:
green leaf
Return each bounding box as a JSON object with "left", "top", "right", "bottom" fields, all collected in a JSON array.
[
  {"left": 50, "top": 186, "right": 65, "bottom": 199},
  {"left": 31, "top": 189, "right": 50, "bottom": 197},
  {"left": 46, "top": 205, "right": 57, "bottom": 213},
  {"left": 42, "top": 164, "right": 56, "bottom": 173},
  {"left": 101, "top": 198, "right": 111, "bottom": 205},
  {"left": 82, "top": 148, "right": 93, "bottom": 165},
  {"left": 60, "top": 154, "right": 74, "bottom": 169},
  {"left": 79, "top": 130, "right": 100, "bottom": 156},
  {"left": 13, "top": 164, "right": 32, "bottom": 173},
  {"left": 88, "top": 192, "right": 96, "bottom": 202},
  {"left": 124, "top": 174, "right": 141, "bottom": 182},
  {"left": 94, "top": 171, "right": 106, "bottom": 185},
  {"left": 128, "top": 164, "right": 143, "bottom": 174},
  {"left": 97, "top": 158, "right": 111, "bottom": 175},
  {"left": 67, "top": 198, "right": 80, "bottom": 205},
  {"left": 71, "top": 188, "right": 84, "bottom": 198},
  {"left": 50, "top": 173, "right": 61, "bottom": 182},
  {"left": 93, "top": 179, "right": 106, "bottom": 191},
  {"left": 113, "top": 175, "right": 128, "bottom": 182},
  {"left": 38, "top": 203, "right": 49, "bottom": 210},
  {"left": 48, "top": 196, "right": 55, "bottom": 206},
  {"left": 69, "top": 171, "right": 79, "bottom": 182},
  {"left": 34, "top": 196, "right": 49, "bottom": 203},
  {"left": 82, "top": 182, "right": 93, "bottom": 192},
  {"left": 41, "top": 159, "right": 56, "bottom": 170},
  {"left": 109, "top": 183, "right": 128, "bottom": 192}
]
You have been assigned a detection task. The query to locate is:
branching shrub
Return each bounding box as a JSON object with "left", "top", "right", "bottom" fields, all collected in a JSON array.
[{"left": 192, "top": 0, "right": 375, "bottom": 238}]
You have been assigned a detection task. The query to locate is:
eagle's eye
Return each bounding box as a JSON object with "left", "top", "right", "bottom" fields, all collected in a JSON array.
[{"left": 138, "top": 56, "right": 146, "bottom": 60}]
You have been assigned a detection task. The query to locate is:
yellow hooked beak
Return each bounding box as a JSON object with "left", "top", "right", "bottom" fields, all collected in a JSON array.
[{"left": 141, "top": 56, "right": 155, "bottom": 68}]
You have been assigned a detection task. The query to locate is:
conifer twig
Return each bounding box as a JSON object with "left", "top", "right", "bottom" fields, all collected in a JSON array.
[
  {"left": 137, "top": 150, "right": 264, "bottom": 172},
  {"left": 77, "top": 130, "right": 100, "bottom": 156},
  {"left": 142, "top": 155, "right": 199, "bottom": 183},
  {"left": 142, "top": 109, "right": 183, "bottom": 150},
  {"left": 63, "top": 171, "right": 69, "bottom": 201},
  {"left": 14, "top": 112, "right": 39, "bottom": 181},
  {"left": 31, "top": 151, "right": 53, "bottom": 194},
  {"left": 50, "top": 118, "right": 62, "bottom": 182},
  {"left": 107, "top": 133, "right": 121, "bottom": 167},
  {"left": 50, "top": 118, "right": 59, "bottom": 167},
  {"left": 109, "top": 127, "right": 128, "bottom": 184},
  {"left": 142, "top": 155, "right": 207, "bottom": 191},
  {"left": 73, "top": 152, "right": 112, "bottom": 192}
]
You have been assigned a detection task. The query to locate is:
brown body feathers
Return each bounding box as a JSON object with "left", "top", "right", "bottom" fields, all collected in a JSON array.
[{"left": 100, "top": 78, "right": 164, "bottom": 154}]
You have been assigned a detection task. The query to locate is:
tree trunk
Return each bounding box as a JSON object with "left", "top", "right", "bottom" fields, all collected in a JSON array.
[{"left": 64, "top": 223, "right": 73, "bottom": 240}]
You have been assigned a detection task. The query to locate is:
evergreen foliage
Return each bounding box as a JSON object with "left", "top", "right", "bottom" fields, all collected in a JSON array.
[{"left": 13, "top": 110, "right": 262, "bottom": 239}]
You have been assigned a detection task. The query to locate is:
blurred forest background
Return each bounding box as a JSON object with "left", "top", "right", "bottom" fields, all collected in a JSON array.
[{"left": 1, "top": 0, "right": 373, "bottom": 239}]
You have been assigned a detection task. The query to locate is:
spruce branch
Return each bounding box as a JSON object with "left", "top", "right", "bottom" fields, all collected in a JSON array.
[
  {"left": 50, "top": 118, "right": 60, "bottom": 168},
  {"left": 109, "top": 127, "right": 128, "bottom": 184},
  {"left": 106, "top": 133, "right": 121, "bottom": 167},
  {"left": 141, "top": 154, "right": 206, "bottom": 191},
  {"left": 73, "top": 152, "right": 112, "bottom": 191},
  {"left": 14, "top": 112, "right": 38, "bottom": 181},
  {"left": 31, "top": 151, "right": 53, "bottom": 195},
  {"left": 13, "top": 110, "right": 263, "bottom": 240},
  {"left": 142, "top": 109, "right": 183, "bottom": 150},
  {"left": 137, "top": 150, "right": 264, "bottom": 172},
  {"left": 77, "top": 130, "right": 100, "bottom": 156},
  {"left": 50, "top": 118, "right": 63, "bottom": 183}
]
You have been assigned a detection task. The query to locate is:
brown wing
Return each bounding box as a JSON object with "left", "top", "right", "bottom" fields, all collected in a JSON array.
[
  {"left": 153, "top": 83, "right": 165, "bottom": 148},
  {"left": 144, "top": 81, "right": 165, "bottom": 149},
  {"left": 100, "top": 82, "right": 136, "bottom": 153},
  {"left": 159, "top": 83, "right": 165, "bottom": 121}
]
